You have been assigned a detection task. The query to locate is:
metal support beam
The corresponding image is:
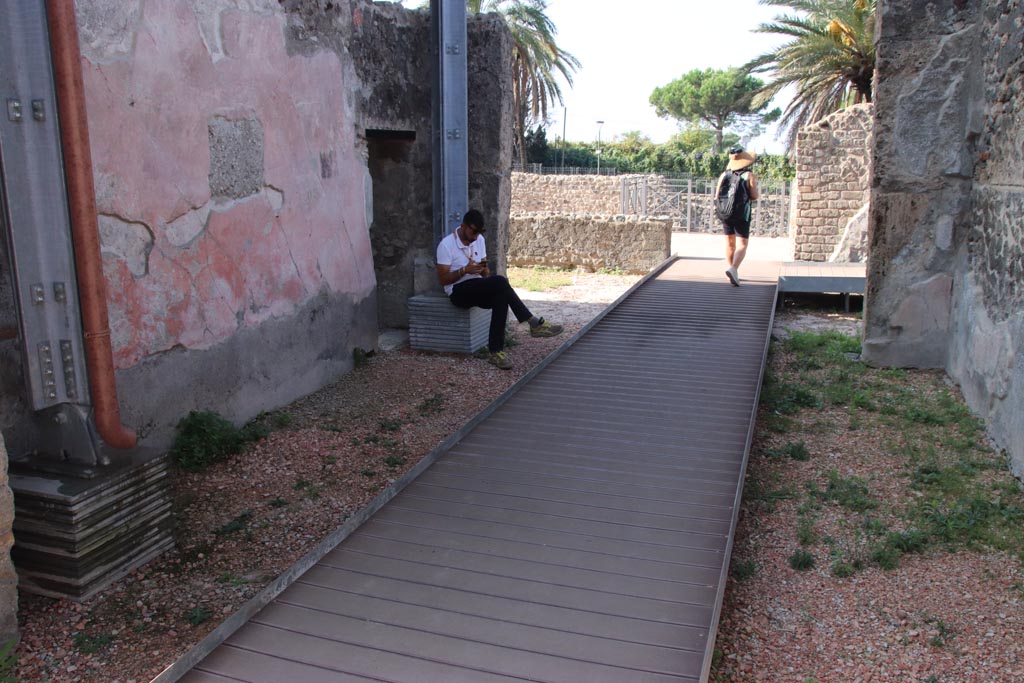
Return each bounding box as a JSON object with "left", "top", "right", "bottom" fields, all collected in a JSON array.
[
  {"left": 1, "top": 0, "right": 98, "bottom": 465},
  {"left": 431, "top": 0, "right": 469, "bottom": 246}
]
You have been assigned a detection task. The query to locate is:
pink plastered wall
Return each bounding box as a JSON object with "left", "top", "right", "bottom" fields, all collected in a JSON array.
[{"left": 80, "top": 1, "right": 374, "bottom": 369}]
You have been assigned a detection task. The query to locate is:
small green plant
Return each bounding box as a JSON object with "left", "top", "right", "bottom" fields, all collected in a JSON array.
[
  {"left": 385, "top": 455, "right": 407, "bottom": 468},
  {"left": 765, "top": 441, "right": 810, "bottom": 461},
  {"left": 418, "top": 393, "right": 445, "bottom": 414},
  {"left": 797, "top": 517, "right": 818, "bottom": 546},
  {"left": 216, "top": 572, "right": 247, "bottom": 586},
  {"left": 216, "top": 511, "right": 252, "bottom": 535},
  {"left": 819, "top": 469, "right": 876, "bottom": 512},
  {"left": 360, "top": 468, "right": 377, "bottom": 478},
  {"left": 0, "top": 639, "right": 15, "bottom": 683},
  {"left": 274, "top": 412, "right": 294, "bottom": 428},
  {"left": 171, "top": 410, "right": 265, "bottom": 472},
  {"left": 871, "top": 544, "right": 901, "bottom": 570},
  {"left": 353, "top": 347, "right": 370, "bottom": 367},
  {"left": 730, "top": 560, "right": 758, "bottom": 582},
  {"left": 788, "top": 549, "right": 816, "bottom": 571},
  {"left": 74, "top": 632, "right": 114, "bottom": 654},
  {"left": 378, "top": 418, "right": 401, "bottom": 432},
  {"left": 268, "top": 497, "right": 287, "bottom": 508},
  {"left": 830, "top": 560, "right": 856, "bottom": 578},
  {"left": 187, "top": 606, "right": 213, "bottom": 626}
]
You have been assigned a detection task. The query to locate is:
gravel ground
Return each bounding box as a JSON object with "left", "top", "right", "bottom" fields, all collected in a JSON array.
[{"left": 12, "top": 271, "right": 1024, "bottom": 683}]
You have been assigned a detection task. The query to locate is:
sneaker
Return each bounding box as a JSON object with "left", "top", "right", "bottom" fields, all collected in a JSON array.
[
  {"left": 726, "top": 268, "right": 740, "bottom": 286},
  {"left": 529, "top": 318, "right": 564, "bottom": 338},
  {"left": 487, "top": 351, "right": 513, "bottom": 370}
]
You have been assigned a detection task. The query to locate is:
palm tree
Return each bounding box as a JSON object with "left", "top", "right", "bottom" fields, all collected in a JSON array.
[
  {"left": 424, "top": 0, "right": 579, "bottom": 165},
  {"left": 744, "top": 0, "right": 876, "bottom": 150}
]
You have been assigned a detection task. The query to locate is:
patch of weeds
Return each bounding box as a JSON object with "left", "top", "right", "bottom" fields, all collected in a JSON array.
[
  {"left": 730, "top": 560, "right": 758, "bottom": 582},
  {"left": 274, "top": 412, "right": 294, "bottom": 428},
  {"left": 761, "top": 380, "right": 820, "bottom": 416},
  {"left": 507, "top": 266, "right": 574, "bottom": 292},
  {"left": 871, "top": 544, "right": 901, "bottom": 570},
  {"left": 171, "top": 410, "right": 266, "bottom": 472},
  {"left": 360, "top": 469, "right": 377, "bottom": 478},
  {"left": 216, "top": 572, "right": 247, "bottom": 587},
  {"left": 385, "top": 455, "right": 407, "bottom": 469},
  {"left": 352, "top": 347, "right": 370, "bottom": 367},
  {"left": 788, "top": 549, "right": 816, "bottom": 571},
  {"left": 924, "top": 615, "right": 953, "bottom": 647},
  {"left": 886, "top": 529, "right": 930, "bottom": 555},
  {"left": 363, "top": 434, "right": 381, "bottom": 444},
  {"left": 418, "top": 393, "right": 445, "bottom": 415},
  {"left": 861, "top": 516, "right": 888, "bottom": 536},
  {"left": 765, "top": 441, "right": 810, "bottom": 461},
  {"left": 216, "top": 510, "right": 253, "bottom": 535},
  {"left": 745, "top": 477, "right": 797, "bottom": 513},
  {"left": 186, "top": 606, "right": 213, "bottom": 626},
  {"left": 378, "top": 418, "right": 401, "bottom": 432},
  {"left": 323, "top": 454, "right": 338, "bottom": 467},
  {"left": 797, "top": 517, "right": 818, "bottom": 546},
  {"left": 818, "top": 469, "right": 877, "bottom": 512},
  {"left": 762, "top": 412, "right": 796, "bottom": 434},
  {"left": 0, "top": 639, "right": 15, "bottom": 683},
  {"left": 830, "top": 560, "right": 857, "bottom": 578},
  {"left": 74, "top": 632, "right": 114, "bottom": 654},
  {"left": 268, "top": 497, "right": 288, "bottom": 508}
]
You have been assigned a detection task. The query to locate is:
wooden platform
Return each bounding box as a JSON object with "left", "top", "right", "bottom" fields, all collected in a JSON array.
[
  {"left": 165, "top": 257, "right": 780, "bottom": 683},
  {"left": 777, "top": 262, "right": 865, "bottom": 294}
]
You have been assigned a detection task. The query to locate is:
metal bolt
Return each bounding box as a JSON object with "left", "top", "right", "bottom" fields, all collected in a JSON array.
[
  {"left": 7, "top": 99, "right": 22, "bottom": 122},
  {"left": 31, "top": 99, "right": 45, "bottom": 121}
]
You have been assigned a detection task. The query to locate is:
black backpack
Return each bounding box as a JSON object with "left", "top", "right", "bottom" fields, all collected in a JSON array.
[{"left": 715, "top": 170, "right": 750, "bottom": 225}]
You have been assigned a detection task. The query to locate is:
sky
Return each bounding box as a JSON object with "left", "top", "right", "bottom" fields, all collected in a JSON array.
[
  {"left": 542, "top": 0, "right": 791, "bottom": 152},
  {"left": 398, "top": 0, "right": 793, "bottom": 153}
]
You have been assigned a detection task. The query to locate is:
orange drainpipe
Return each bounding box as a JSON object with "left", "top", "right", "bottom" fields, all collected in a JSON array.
[{"left": 45, "top": 0, "right": 137, "bottom": 450}]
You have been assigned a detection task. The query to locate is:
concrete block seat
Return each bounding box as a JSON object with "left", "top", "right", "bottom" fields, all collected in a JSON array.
[{"left": 408, "top": 294, "right": 489, "bottom": 353}]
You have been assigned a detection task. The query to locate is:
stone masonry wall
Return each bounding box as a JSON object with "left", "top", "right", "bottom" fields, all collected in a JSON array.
[
  {"left": 792, "top": 104, "right": 873, "bottom": 262},
  {"left": 866, "top": 0, "right": 1024, "bottom": 475},
  {"left": 511, "top": 173, "right": 625, "bottom": 214},
  {"left": 509, "top": 212, "right": 671, "bottom": 274}
]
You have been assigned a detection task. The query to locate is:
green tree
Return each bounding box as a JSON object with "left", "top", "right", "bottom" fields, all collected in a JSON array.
[
  {"left": 523, "top": 125, "right": 548, "bottom": 164},
  {"left": 467, "top": 1, "right": 580, "bottom": 166},
  {"left": 745, "top": 0, "right": 876, "bottom": 149},
  {"left": 649, "top": 68, "right": 779, "bottom": 152}
]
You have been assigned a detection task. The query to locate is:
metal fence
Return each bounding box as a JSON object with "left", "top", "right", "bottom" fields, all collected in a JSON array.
[
  {"left": 621, "top": 175, "right": 791, "bottom": 237},
  {"left": 512, "top": 163, "right": 619, "bottom": 176}
]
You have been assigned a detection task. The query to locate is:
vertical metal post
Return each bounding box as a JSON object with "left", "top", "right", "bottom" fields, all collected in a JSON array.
[
  {"left": 686, "top": 178, "right": 692, "bottom": 231},
  {"left": 431, "top": 0, "right": 468, "bottom": 247}
]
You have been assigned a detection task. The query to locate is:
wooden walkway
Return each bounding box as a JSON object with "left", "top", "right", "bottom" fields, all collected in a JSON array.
[{"left": 170, "top": 257, "right": 779, "bottom": 683}]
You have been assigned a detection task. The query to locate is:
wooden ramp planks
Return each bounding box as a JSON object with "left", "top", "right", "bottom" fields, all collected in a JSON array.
[{"left": 178, "top": 257, "right": 779, "bottom": 683}]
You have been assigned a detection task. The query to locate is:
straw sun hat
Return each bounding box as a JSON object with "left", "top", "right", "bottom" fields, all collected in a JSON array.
[{"left": 726, "top": 146, "right": 757, "bottom": 171}]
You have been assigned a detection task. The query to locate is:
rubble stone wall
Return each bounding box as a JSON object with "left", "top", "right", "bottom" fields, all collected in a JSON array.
[
  {"left": 511, "top": 173, "right": 626, "bottom": 214},
  {"left": 866, "top": 0, "right": 1024, "bottom": 475},
  {"left": 509, "top": 212, "right": 671, "bottom": 274},
  {"left": 792, "top": 104, "right": 873, "bottom": 262}
]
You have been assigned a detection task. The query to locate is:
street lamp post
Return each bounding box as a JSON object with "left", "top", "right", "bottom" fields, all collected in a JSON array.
[{"left": 596, "top": 120, "right": 604, "bottom": 174}]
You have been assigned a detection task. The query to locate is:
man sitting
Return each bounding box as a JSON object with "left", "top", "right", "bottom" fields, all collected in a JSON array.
[{"left": 436, "top": 209, "right": 563, "bottom": 369}]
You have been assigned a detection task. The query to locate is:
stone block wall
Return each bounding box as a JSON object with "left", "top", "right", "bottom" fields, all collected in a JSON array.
[
  {"left": 511, "top": 173, "right": 627, "bottom": 214},
  {"left": 792, "top": 104, "right": 873, "bottom": 262},
  {"left": 866, "top": 0, "right": 1024, "bottom": 475},
  {"left": 509, "top": 212, "right": 671, "bottom": 274}
]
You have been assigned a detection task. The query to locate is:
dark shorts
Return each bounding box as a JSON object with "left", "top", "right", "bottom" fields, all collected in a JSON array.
[{"left": 723, "top": 220, "right": 750, "bottom": 239}]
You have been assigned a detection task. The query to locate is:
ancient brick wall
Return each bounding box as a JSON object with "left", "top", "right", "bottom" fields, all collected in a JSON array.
[
  {"left": 509, "top": 212, "right": 671, "bottom": 274},
  {"left": 866, "top": 0, "right": 1024, "bottom": 475},
  {"left": 792, "top": 104, "right": 873, "bottom": 262}
]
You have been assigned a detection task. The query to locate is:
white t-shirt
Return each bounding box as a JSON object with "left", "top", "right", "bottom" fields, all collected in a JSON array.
[{"left": 437, "top": 228, "right": 487, "bottom": 295}]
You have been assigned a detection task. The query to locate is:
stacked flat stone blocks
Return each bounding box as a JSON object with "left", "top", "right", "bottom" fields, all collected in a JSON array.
[{"left": 792, "top": 104, "right": 873, "bottom": 262}]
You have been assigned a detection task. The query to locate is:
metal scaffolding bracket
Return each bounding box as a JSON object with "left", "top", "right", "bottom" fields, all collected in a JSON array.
[{"left": 431, "top": 0, "right": 469, "bottom": 246}]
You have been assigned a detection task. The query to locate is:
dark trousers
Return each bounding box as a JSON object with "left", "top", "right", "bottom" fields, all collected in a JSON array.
[{"left": 449, "top": 276, "right": 532, "bottom": 353}]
